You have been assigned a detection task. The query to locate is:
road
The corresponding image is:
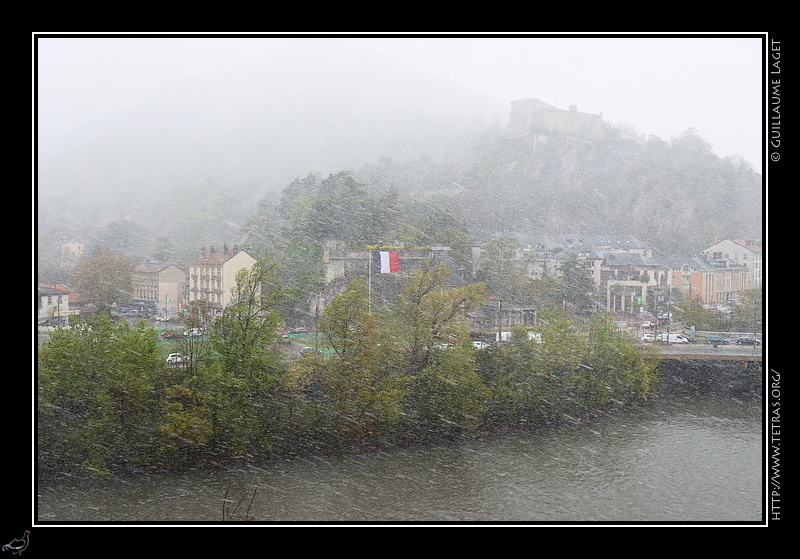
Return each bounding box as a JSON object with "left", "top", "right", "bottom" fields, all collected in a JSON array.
[{"left": 654, "top": 343, "right": 763, "bottom": 359}]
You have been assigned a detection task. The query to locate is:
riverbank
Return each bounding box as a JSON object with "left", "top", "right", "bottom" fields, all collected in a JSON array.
[
  {"left": 36, "top": 394, "right": 763, "bottom": 524},
  {"left": 655, "top": 358, "right": 763, "bottom": 399}
]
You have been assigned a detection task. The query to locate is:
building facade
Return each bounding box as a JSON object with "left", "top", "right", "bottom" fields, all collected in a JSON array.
[
  {"left": 471, "top": 233, "right": 669, "bottom": 313},
  {"left": 670, "top": 256, "right": 750, "bottom": 305},
  {"left": 187, "top": 247, "right": 257, "bottom": 314},
  {"left": 700, "top": 238, "right": 762, "bottom": 289},
  {"left": 37, "top": 285, "right": 70, "bottom": 325},
  {"left": 133, "top": 263, "right": 187, "bottom": 316},
  {"left": 508, "top": 98, "right": 606, "bottom": 139}
]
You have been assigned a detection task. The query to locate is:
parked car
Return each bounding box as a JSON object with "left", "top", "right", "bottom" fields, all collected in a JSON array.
[
  {"left": 706, "top": 335, "right": 730, "bottom": 345},
  {"left": 736, "top": 337, "right": 761, "bottom": 346},
  {"left": 166, "top": 353, "right": 187, "bottom": 365},
  {"left": 289, "top": 327, "right": 309, "bottom": 334},
  {"left": 472, "top": 341, "right": 491, "bottom": 349},
  {"left": 158, "top": 331, "right": 182, "bottom": 341},
  {"left": 640, "top": 333, "right": 656, "bottom": 342},
  {"left": 184, "top": 328, "right": 205, "bottom": 337},
  {"left": 657, "top": 332, "right": 690, "bottom": 344}
]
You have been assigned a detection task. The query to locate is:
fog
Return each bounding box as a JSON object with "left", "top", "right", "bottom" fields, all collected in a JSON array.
[{"left": 36, "top": 34, "right": 763, "bottom": 169}]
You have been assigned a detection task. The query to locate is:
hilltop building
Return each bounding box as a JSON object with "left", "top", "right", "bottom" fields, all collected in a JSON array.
[{"left": 508, "top": 98, "right": 606, "bottom": 139}]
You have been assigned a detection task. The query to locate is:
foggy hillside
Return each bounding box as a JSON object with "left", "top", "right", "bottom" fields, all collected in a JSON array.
[
  {"left": 424, "top": 128, "right": 762, "bottom": 255},
  {"left": 37, "top": 42, "right": 505, "bottom": 233},
  {"left": 36, "top": 41, "right": 761, "bottom": 262}
]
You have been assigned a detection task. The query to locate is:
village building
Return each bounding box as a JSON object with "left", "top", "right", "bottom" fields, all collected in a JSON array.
[
  {"left": 37, "top": 285, "right": 71, "bottom": 325},
  {"left": 314, "top": 241, "right": 465, "bottom": 318},
  {"left": 472, "top": 233, "right": 670, "bottom": 314},
  {"left": 669, "top": 256, "right": 750, "bottom": 305},
  {"left": 133, "top": 263, "right": 187, "bottom": 316},
  {"left": 59, "top": 240, "right": 85, "bottom": 269},
  {"left": 700, "top": 238, "right": 762, "bottom": 289},
  {"left": 187, "top": 247, "right": 257, "bottom": 315}
]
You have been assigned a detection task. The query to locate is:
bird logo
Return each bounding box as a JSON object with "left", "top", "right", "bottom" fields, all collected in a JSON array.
[{"left": 2, "top": 531, "right": 29, "bottom": 555}]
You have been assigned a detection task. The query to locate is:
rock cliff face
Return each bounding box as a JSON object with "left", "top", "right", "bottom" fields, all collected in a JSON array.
[{"left": 441, "top": 128, "right": 762, "bottom": 256}]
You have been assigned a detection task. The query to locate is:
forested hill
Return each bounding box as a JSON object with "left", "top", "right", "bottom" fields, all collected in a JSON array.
[
  {"left": 354, "top": 125, "right": 763, "bottom": 257},
  {"left": 38, "top": 92, "right": 761, "bottom": 266}
]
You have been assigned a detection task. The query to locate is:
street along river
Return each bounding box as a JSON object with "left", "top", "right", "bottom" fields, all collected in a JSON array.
[{"left": 36, "top": 386, "right": 762, "bottom": 524}]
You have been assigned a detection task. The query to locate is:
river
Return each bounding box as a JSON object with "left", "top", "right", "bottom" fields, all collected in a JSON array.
[{"left": 35, "top": 391, "right": 763, "bottom": 525}]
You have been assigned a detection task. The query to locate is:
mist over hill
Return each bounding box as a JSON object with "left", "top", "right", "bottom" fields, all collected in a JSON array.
[
  {"left": 36, "top": 41, "right": 761, "bottom": 264},
  {"left": 388, "top": 127, "right": 763, "bottom": 255},
  {"left": 37, "top": 42, "right": 504, "bottom": 247}
]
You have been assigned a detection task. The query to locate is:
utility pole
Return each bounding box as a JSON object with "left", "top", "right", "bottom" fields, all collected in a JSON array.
[{"left": 498, "top": 301, "right": 502, "bottom": 344}]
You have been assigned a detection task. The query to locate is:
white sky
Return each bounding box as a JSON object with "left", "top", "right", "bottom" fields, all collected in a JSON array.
[{"left": 34, "top": 33, "right": 766, "bottom": 172}]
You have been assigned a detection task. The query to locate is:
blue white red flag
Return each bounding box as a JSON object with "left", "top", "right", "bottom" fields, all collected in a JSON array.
[{"left": 372, "top": 251, "right": 400, "bottom": 274}]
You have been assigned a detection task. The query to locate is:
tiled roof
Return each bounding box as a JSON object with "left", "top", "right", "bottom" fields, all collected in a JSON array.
[
  {"left": 38, "top": 283, "right": 82, "bottom": 303},
  {"left": 730, "top": 239, "right": 763, "bottom": 253},
  {"left": 191, "top": 251, "right": 238, "bottom": 266},
  {"left": 135, "top": 263, "right": 176, "bottom": 273}
]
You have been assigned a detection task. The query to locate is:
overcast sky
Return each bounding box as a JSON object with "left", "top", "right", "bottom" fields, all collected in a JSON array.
[{"left": 34, "top": 33, "right": 765, "bottom": 172}]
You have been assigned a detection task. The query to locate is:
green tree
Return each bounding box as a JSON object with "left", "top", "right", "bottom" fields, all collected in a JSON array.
[
  {"left": 212, "top": 255, "right": 286, "bottom": 378},
  {"left": 676, "top": 297, "right": 719, "bottom": 331},
  {"left": 37, "top": 314, "right": 161, "bottom": 475},
  {"left": 158, "top": 375, "right": 214, "bottom": 463},
  {"left": 558, "top": 254, "right": 595, "bottom": 313},
  {"left": 585, "top": 313, "right": 660, "bottom": 407},
  {"left": 474, "top": 237, "right": 529, "bottom": 302},
  {"left": 205, "top": 254, "right": 289, "bottom": 455},
  {"left": 415, "top": 345, "right": 489, "bottom": 431},
  {"left": 392, "top": 260, "right": 486, "bottom": 373},
  {"left": 240, "top": 193, "right": 282, "bottom": 259},
  {"left": 319, "top": 278, "right": 372, "bottom": 358},
  {"left": 526, "top": 309, "right": 587, "bottom": 420},
  {"left": 727, "top": 288, "right": 763, "bottom": 334},
  {"left": 317, "top": 279, "right": 409, "bottom": 442}
]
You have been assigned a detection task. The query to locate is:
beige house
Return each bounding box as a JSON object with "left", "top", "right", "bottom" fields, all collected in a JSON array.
[
  {"left": 188, "top": 247, "right": 257, "bottom": 314},
  {"left": 60, "top": 240, "right": 85, "bottom": 268},
  {"left": 133, "top": 263, "right": 186, "bottom": 315}
]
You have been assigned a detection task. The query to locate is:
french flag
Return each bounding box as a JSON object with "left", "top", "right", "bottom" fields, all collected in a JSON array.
[{"left": 372, "top": 250, "right": 400, "bottom": 273}]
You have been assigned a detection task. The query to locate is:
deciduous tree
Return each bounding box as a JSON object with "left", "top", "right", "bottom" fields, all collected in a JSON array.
[
  {"left": 69, "top": 246, "right": 135, "bottom": 312},
  {"left": 318, "top": 279, "right": 408, "bottom": 442}
]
